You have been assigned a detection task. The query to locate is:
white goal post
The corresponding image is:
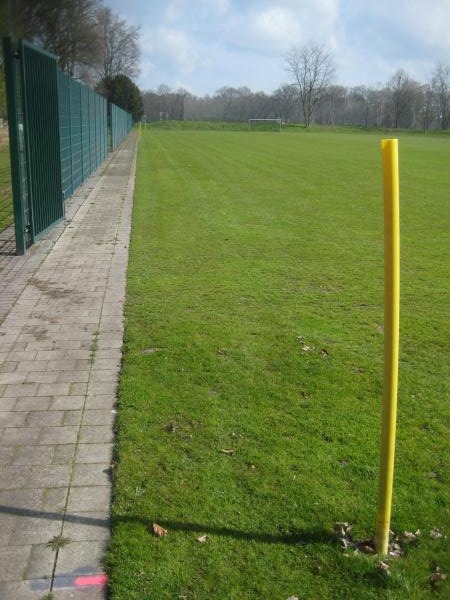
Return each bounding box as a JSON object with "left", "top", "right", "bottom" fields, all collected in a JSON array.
[{"left": 248, "top": 118, "right": 282, "bottom": 132}]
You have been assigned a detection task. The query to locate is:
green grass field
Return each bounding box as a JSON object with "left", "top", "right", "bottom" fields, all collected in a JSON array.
[
  {"left": 107, "top": 128, "right": 449, "bottom": 599},
  {"left": 0, "top": 133, "right": 13, "bottom": 233}
]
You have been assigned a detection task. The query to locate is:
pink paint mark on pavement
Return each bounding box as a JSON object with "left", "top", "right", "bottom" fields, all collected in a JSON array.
[{"left": 74, "top": 573, "right": 108, "bottom": 587}]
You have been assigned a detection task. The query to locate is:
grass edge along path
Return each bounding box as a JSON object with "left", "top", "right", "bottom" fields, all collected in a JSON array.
[{"left": 107, "top": 129, "right": 449, "bottom": 599}]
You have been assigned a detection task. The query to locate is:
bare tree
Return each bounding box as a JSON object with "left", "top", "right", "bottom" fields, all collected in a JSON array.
[
  {"left": 285, "top": 42, "right": 335, "bottom": 127},
  {"left": 25, "top": 0, "right": 101, "bottom": 77},
  {"left": 387, "top": 68, "right": 417, "bottom": 128},
  {"left": 431, "top": 62, "right": 450, "bottom": 130},
  {"left": 274, "top": 84, "right": 298, "bottom": 122},
  {"left": 96, "top": 6, "right": 140, "bottom": 82}
]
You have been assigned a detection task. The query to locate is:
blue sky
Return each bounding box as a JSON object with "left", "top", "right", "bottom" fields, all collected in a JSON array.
[{"left": 103, "top": 0, "right": 450, "bottom": 95}]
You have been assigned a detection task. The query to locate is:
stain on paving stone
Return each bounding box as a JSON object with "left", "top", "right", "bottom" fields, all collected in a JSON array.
[
  {"left": 23, "top": 325, "right": 48, "bottom": 341},
  {"left": 30, "top": 279, "right": 84, "bottom": 305}
]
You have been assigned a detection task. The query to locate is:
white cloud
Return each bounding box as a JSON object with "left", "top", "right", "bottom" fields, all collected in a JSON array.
[
  {"left": 254, "top": 7, "right": 302, "bottom": 48},
  {"left": 225, "top": 0, "right": 339, "bottom": 55},
  {"left": 161, "top": 28, "right": 200, "bottom": 73},
  {"left": 164, "top": 0, "right": 230, "bottom": 23},
  {"left": 105, "top": 0, "right": 450, "bottom": 95}
]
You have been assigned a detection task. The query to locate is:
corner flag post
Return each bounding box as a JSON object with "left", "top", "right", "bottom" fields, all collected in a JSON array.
[{"left": 375, "top": 139, "right": 400, "bottom": 556}]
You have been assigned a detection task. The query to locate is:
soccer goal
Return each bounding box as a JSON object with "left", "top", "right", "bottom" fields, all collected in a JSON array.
[{"left": 248, "top": 118, "right": 282, "bottom": 132}]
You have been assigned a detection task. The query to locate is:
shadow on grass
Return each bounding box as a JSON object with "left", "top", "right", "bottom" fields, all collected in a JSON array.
[
  {"left": 115, "top": 515, "right": 336, "bottom": 547},
  {"left": 0, "top": 504, "right": 334, "bottom": 547}
]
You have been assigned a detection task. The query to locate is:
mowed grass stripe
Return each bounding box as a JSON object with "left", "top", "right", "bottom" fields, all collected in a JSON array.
[{"left": 107, "top": 129, "right": 449, "bottom": 599}]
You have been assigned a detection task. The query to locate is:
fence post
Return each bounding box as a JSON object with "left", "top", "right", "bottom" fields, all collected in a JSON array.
[{"left": 2, "top": 36, "right": 30, "bottom": 254}]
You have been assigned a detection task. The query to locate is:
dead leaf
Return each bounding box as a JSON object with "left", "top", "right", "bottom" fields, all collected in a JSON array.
[
  {"left": 400, "top": 530, "right": 419, "bottom": 543},
  {"left": 152, "top": 523, "right": 168, "bottom": 538},
  {"left": 429, "top": 528, "right": 443, "bottom": 539},
  {"left": 219, "top": 449, "right": 235, "bottom": 455},
  {"left": 387, "top": 542, "right": 404, "bottom": 558},
  {"left": 196, "top": 535, "right": 208, "bottom": 543},
  {"left": 429, "top": 567, "right": 447, "bottom": 587},
  {"left": 378, "top": 561, "right": 391, "bottom": 575},
  {"left": 286, "top": 596, "right": 299, "bottom": 600},
  {"left": 334, "top": 522, "right": 352, "bottom": 535},
  {"left": 358, "top": 543, "right": 376, "bottom": 554},
  {"left": 320, "top": 348, "right": 329, "bottom": 358}
]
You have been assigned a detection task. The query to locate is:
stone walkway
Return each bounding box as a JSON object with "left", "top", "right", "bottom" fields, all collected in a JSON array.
[{"left": 0, "top": 131, "right": 137, "bottom": 599}]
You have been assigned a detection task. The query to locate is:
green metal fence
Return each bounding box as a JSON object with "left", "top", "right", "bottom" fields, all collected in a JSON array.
[
  {"left": 58, "top": 72, "right": 108, "bottom": 199},
  {"left": 111, "top": 103, "right": 133, "bottom": 151},
  {"left": 3, "top": 36, "right": 133, "bottom": 255}
]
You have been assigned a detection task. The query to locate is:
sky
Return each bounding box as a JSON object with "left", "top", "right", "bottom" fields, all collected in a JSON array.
[{"left": 103, "top": 0, "right": 450, "bottom": 96}]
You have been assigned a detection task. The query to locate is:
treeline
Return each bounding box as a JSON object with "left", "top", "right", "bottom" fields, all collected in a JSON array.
[
  {"left": 143, "top": 65, "right": 450, "bottom": 131},
  {"left": 0, "top": 0, "right": 143, "bottom": 119}
]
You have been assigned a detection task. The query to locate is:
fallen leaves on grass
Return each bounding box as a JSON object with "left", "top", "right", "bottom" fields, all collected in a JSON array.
[
  {"left": 429, "top": 527, "right": 444, "bottom": 539},
  {"left": 378, "top": 561, "right": 391, "bottom": 575},
  {"left": 152, "top": 523, "right": 168, "bottom": 538},
  {"left": 429, "top": 567, "right": 447, "bottom": 588},
  {"left": 196, "top": 535, "right": 208, "bottom": 544},
  {"left": 400, "top": 530, "right": 421, "bottom": 543},
  {"left": 334, "top": 522, "right": 409, "bottom": 557},
  {"left": 219, "top": 448, "right": 235, "bottom": 455}
]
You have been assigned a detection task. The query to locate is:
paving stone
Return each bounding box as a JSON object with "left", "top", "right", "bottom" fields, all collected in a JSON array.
[
  {"left": 42, "top": 487, "right": 69, "bottom": 513},
  {"left": 13, "top": 397, "right": 51, "bottom": 412},
  {"left": 78, "top": 426, "right": 113, "bottom": 444},
  {"left": 0, "top": 488, "right": 46, "bottom": 510},
  {"left": 0, "top": 427, "right": 42, "bottom": 446},
  {"left": 0, "top": 545, "right": 30, "bottom": 580},
  {"left": 82, "top": 410, "right": 115, "bottom": 427},
  {"left": 52, "top": 444, "right": 77, "bottom": 465},
  {"left": 67, "top": 487, "right": 111, "bottom": 513},
  {"left": 61, "top": 512, "right": 110, "bottom": 542},
  {"left": 0, "top": 465, "right": 32, "bottom": 489},
  {"left": 83, "top": 395, "right": 115, "bottom": 410},
  {"left": 0, "top": 445, "right": 15, "bottom": 464},
  {"left": 26, "top": 464, "right": 72, "bottom": 488},
  {"left": 72, "top": 464, "right": 111, "bottom": 487},
  {"left": 26, "top": 370, "right": 60, "bottom": 383},
  {"left": 24, "top": 543, "right": 57, "bottom": 579},
  {"left": 0, "top": 371, "right": 28, "bottom": 385},
  {"left": 0, "top": 411, "right": 28, "bottom": 427},
  {"left": 63, "top": 411, "right": 83, "bottom": 426},
  {"left": 37, "top": 383, "right": 71, "bottom": 397},
  {"left": 51, "top": 396, "right": 85, "bottom": 411},
  {"left": 0, "top": 397, "right": 17, "bottom": 411},
  {"left": 0, "top": 580, "right": 51, "bottom": 599},
  {"left": 39, "top": 426, "right": 78, "bottom": 445},
  {"left": 70, "top": 383, "right": 88, "bottom": 396},
  {"left": 4, "top": 383, "right": 39, "bottom": 397},
  {"left": 75, "top": 444, "right": 113, "bottom": 465},
  {"left": 8, "top": 513, "right": 63, "bottom": 545},
  {"left": 54, "top": 540, "right": 108, "bottom": 576},
  {"left": 52, "top": 583, "right": 107, "bottom": 599},
  {"left": 0, "top": 512, "right": 17, "bottom": 544},
  {"left": 26, "top": 410, "right": 65, "bottom": 427},
  {"left": 12, "top": 445, "right": 54, "bottom": 465}
]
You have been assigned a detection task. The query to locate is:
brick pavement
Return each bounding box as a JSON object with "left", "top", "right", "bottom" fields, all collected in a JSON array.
[{"left": 0, "top": 131, "right": 137, "bottom": 599}]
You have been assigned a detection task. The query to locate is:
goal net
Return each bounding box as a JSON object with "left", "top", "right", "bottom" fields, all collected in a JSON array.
[{"left": 248, "top": 118, "right": 282, "bottom": 132}]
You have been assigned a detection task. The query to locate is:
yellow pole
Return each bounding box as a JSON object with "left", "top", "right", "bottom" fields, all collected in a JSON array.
[{"left": 375, "top": 139, "right": 400, "bottom": 556}]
